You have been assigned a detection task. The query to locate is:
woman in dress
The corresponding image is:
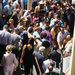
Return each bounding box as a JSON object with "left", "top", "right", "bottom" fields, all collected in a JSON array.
[{"left": 21, "top": 38, "right": 37, "bottom": 75}]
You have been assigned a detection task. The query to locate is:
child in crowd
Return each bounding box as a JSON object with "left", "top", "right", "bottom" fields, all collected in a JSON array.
[{"left": 1, "top": 45, "right": 17, "bottom": 75}]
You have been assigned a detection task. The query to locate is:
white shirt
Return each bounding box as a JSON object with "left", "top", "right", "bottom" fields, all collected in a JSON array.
[
  {"left": 40, "top": 22, "right": 45, "bottom": 30},
  {"left": 13, "top": 0, "right": 24, "bottom": 10},
  {"left": 57, "top": 30, "right": 70, "bottom": 45},
  {"left": 42, "top": 59, "right": 55, "bottom": 73},
  {"left": 42, "top": 59, "right": 60, "bottom": 74},
  {"left": 23, "top": 10, "right": 30, "bottom": 18}
]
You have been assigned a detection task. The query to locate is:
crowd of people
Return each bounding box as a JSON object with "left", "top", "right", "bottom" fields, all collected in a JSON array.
[{"left": 0, "top": 0, "right": 74, "bottom": 75}]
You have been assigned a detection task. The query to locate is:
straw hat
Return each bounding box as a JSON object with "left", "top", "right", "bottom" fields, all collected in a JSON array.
[{"left": 39, "top": 1, "right": 45, "bottom": 5}]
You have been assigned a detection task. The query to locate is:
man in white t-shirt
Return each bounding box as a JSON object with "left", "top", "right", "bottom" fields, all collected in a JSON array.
[{"left": 57, "top": 27, "right": 70, "bottom": 49}]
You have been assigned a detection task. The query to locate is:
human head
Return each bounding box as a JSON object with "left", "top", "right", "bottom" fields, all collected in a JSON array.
[
  {"left": 48, "top": 65, "right": 53, "bottom": 72},
  {"left": 48, "top": 61, "right": 55, "bottom": 72},
  {"left": 17, "top": 8, "right": 20, "bottom": 13},
  {"left": 37, "top": 27, "right": 42, "bottom": 34},
  {"left": 19, "top": 26, "right": 24, "bottom": 32},
  {"left": 48, "top": 11, "right": 53, "bottom": 18},
  {"left": 45, "top": 21, "right": 50, "bottom": 26},
  {"left": 3, "top": 25, "right": 9, "bottom": 31},
  {"left": 28, "top": 28, "right": 33, "bottom": 34},
  {"left": 30, "top": 23, "right": 34, "bottom": 27},
  {"left": 13, "top": 28, "right": 19, "bottom": 34},
  {"left": 9, "top": 19, "right": 14, "bottom": 24},
  {"left": 53, "top": 13, "right": 58, "bottom": 19},
  {"left": 53, "top": 45, "right": 58, "bottom": 50},
  {"left": 6, "top": 45, "right": 12, "bottom": 53},
  {"left": 46, "top": 1, "right": 50, "bottom": 6},
  {"left": 19, "top": 20, "right": 23, "bottom": 25},
  {"left": 45, "top": 26, "right": 50, "bottom": 31},
  {"left": 42, "top": 41, "right": 50, "bottom": 48},
  {"left": 60, "top": 27, "right": 64, "bottom": 34},
  {"left": 23, "top": 31, "right": 28, "bottom": 39},
  {"left": 39, "top": 1, "right": 45, "bottom": 6},
  {"left": 23, "top": 31, "right": 29, "bottom": 45},
  {"left": 63, "top": 21, "right": 67, "bottom": 27},
  {"left": 54, "top": 24, "right": 60, "bottom": 31},
  {"left": 28, "top": 38, "right": 34, "bottom": 47},
  {"left": 42, "top": 33, "right": 47, "bottom": 39},
  {"left": 50, "top": 60, "right": 55, "bottom": 67},
  {"left": 66, "top": 35, "right": 71, "bottom": 41}
]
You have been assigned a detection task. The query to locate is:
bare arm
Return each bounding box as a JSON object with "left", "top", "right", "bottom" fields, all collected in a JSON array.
[
  {"left": 21, "top": 45, "right": 26, "bottom": 59},
  {"left": 20, "top": 45, "right": 26, "bottom": 64},
  {"left": 58, "top": 41, "right": 62, "bottom": 50}
]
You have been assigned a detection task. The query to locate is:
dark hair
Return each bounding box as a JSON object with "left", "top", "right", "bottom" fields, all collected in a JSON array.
[
  {"left": 19, "top": 20, "right": 23, "bottom": 22},
  {"left": 41, "top": 18, "right": 45, "bottom": 22},
  {"left": 29, "top": 38, "right": 34, "bottom": 47},
  {"left": 42, "top": 33, "right": 47, "bottom": 38},
  {"left": 47, "top": 53, "right": 51, "bottom": 59},
  {"left": 23, "top": 33, "right": 29, "bottom": 45},
  {"left": 37, "top": 27, "right": 42, "bottom": 32},
  {"left": 45, "top": 26, "right": 50, "bottom": 30},
  {"left": 50, "top": 61, "right": 55, "bottom": 67},
  {"left": 42, "top": 41, "right": 50, "bottom": 48},
  {"left": 48, "top": 65, "right": 53, "bottom": 72},
  {"left": 53, "top": 45, "right": 58, "bottom": 50},
  {"left": 29, "top": 28, "right": 33, "bottom": 33},
  {"left": 30, "top": 23, "right": 34, "bottom": 26},
  {"left": 46, "top": 1, "right": 50, "bottom": 5}
]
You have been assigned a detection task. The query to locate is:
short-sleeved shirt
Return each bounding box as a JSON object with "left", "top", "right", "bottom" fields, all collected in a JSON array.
[{"left": 57, "top": 30, "right": 70, "bottom": 45}]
